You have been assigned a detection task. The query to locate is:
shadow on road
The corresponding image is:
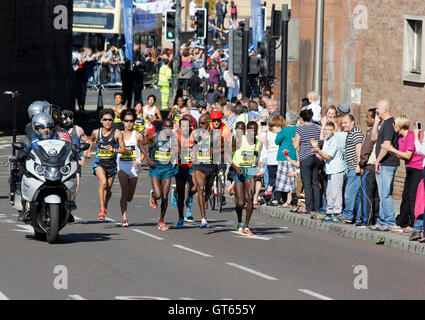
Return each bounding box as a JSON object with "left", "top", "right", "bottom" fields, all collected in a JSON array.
[{"left": 24, "top": 232, "right": 122, "bottom": 244}]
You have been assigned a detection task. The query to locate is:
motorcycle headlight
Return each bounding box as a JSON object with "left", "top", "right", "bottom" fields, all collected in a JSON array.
[
  {"left": 60, "top": 164, "right": 71, "bottom": 175},
  {"left": 44, "top": 166, "right": 61, "bottom": 181},
  {"left": 34, "top": 163, "right": 46, "bottom": 175}
]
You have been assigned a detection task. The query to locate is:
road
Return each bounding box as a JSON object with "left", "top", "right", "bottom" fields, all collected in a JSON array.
[{"left": 0, "top": 135, "right": 424, "bottom": 301}]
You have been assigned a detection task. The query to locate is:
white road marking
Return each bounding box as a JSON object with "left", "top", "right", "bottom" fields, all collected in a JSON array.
[
  {"left": 173, "top": 244, "right": 214, "bottom": 258},
  {"left": 132, "top": 229, "right": 164, "bottom": 240},
  {"left": 67, "top": 294, "right": 86, "bottom": 300},
  {"left": 115, "top": 296, "right": 170, "bottom": 300},
  {"left": 11, "top": 224, "right": 34, "bottom": 233},
  {"left": 230, "top": 231, "right": 271, "bottom": 240},
  {"left": 180, "top": 297, "right": 195, "bottom": 300},
  {"left": 0, "top": 291, "right": 10, "bottom": 300},
  {"left": 225, "top": 262, "right": 278, "bottom": 281},
  {"left": 298, "top": 289, "right": 334, "bottom": 300}
]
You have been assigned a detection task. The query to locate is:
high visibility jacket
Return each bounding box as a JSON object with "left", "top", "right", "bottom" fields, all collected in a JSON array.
[{"left": 158, "top": 65, "right": 172, "bottom": 86}]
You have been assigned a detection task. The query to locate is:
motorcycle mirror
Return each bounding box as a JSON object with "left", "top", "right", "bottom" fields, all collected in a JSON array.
[
  {"left": 79, "top": 143, "right": 90, "bottom": 152},
  {"left": 12, "top": 142, "right": 25, "bottom": 151}
]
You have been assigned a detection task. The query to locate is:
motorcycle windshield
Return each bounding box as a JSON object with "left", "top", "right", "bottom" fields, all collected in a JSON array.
[{"left": 32, "top": 139, "right": 71, "bottom": 166}]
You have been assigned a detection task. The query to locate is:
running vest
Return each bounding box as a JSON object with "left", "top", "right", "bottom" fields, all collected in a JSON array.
[
  {"left": 194, "top": 132, "right": 214, "bottom": 164},
  {"left": 69, "top": 125, "right": 80, "bottom": 147},
  {"left": 119, "top": 130, "right": 140, "bottom": 162},
  {"left": 233, "top": 136, "right": 260, "bottom": 167},
  {"left": 133, "top": 114, "right": 145, "bottom": 133},
  {"left": 178, "top": 131, "right": 193, "bottom": 167},
  {"left": 96, "top": 127, "right": 117, "bottom": 162},
  {"left": 143, "top": 105, "right": 157, "bottom": 130},
  {"left": 150, "top": 135, "right": 172, "bottom": 165}
]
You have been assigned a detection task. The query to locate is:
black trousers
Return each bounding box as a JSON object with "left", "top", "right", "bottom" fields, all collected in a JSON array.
[
  {"left": 362, "top": 169, "right": 380, "bottom": 226},
  {"left": 396, "top": 167, "right": 423, "bottom": 227},
  {"left": 300, "top": 155, "right": 322, "bottom": 211}
]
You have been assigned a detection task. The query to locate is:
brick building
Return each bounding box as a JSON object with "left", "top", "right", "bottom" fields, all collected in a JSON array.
[{"left": 279, "top": 0, "right": 425, "bottom": 199}]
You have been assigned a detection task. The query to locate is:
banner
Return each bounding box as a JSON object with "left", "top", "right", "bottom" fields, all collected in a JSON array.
[
  {"left": 134, "top": 8, "right": 156, "bottom": 31},
  {"left": 122, "top": 0, "right": 133, "bottom": 63},
  {"left": 133, "top": 2, "right": 174, "bottom": 14},
  {"left": 251, "top": 0, "right": 263, "bottom": 52}
]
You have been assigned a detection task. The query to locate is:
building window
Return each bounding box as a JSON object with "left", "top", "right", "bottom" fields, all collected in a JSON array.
[{"left": 403, "top": 15, "right": 425, "bottom": 83}]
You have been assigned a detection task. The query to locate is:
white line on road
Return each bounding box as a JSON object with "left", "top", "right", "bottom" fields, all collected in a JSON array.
[
  {"left": 230, "top": 231, "right": 272, "bottom": 240},
  {"left": 67, "top": 294, "right": 86, "bottom": 300},
  {"left": 173, "top": 244, "right": 214, "bottom": 258},
  {"left": 298, "top": 289, "right": 334, "bottom": 300},
  {"left": 225, "top": 262, "right": 278, "bottom": 281},
  {"left": 132, "top": 229, "right": 164, "bottom": 240},
  {"left": 0, "top": 291, "right": 10, "bottom": 300}
]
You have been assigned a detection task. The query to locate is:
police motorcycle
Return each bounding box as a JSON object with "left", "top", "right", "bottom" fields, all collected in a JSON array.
[{"left": 12, "top": 112, "right": 89, "bottom": 243}]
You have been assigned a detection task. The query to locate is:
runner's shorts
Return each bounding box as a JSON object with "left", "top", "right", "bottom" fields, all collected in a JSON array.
[
  {"left": 149, "top": 164, "right": 177, "bottom": 181},
  {"left": 233, "top": 167, "right": 257, "bottom": 184},
  {"left": 175, "top": 166, "right": 194, "bottom": 181},
  {"left": 92, "top": 160, "right": 117, "bottom": 178},
  {"left": 192, "top": 164, "right": 217, "bottom": 180}
]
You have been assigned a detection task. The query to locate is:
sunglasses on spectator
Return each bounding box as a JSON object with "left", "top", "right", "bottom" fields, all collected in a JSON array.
[
  {"left": 101, "top": 118, "right": 113, "bottom": 122},
  {"left": 212, "top": 119, "right": 221, "bottom": 123},
  {"left": 199, "top": 121, "right": 210, "bottom": 125}
]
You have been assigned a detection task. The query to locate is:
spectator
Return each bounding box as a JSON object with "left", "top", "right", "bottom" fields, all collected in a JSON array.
[
  {"left": 208, "top": 62, "right": 222, "bottom": 86},
  {"left": 133, "top": 57, "right": 145, "bottom": 107},
  {"left": 223, "top": 63, "right": 235, "bottom": 101},
  {"left": 189, "top": 69, "right": 204, "bottom": 101},
  {"left": 264, "top": 115, "right": 286, "bottom": 205},
  {"left": 230, "top": 1, "right": 237, "bottom": 23},
  {"left": 336, "top": 101, "right": 351, "bottom": 116},
  {"left": 216, "top": 0, "right": 225, "bottom": 30},
  {"left": 274, "top": 110, "right": 299, "bottom": 207},
  {"left": 381, "top": 115, "right": 424, "bottom": 229},
  {"left": 179, "top": 48, "right": 193, "bottom": 91},
  {"left": 293, "top": 109, "right": 322, "bottom": 213},
  {"left": 266, "top": 99, "right": 279, "bottom": 119},
  {"left": 247, "top": 101, "right": 260, "bottom": 122},
  {"left": 413, "top": 123, "right": 425, "bottom": 241},
  {"left": 339, "top": 114, "right": 364, "bottom": 225},
  {"left": 206, "top": 83, "right": 224, "bottom": 106},
  {"left": 311, "top": 121, "right": 346, "bottom": 221},
  {"left": 189, "top": 0, "right": 197, "bottom": 28},
  {"left": 306, "top": 91, "right": 322, "bottom": 124},
  {"left": 371, "top": 99, "right": 400, "bottom": 231},
  {"left": 223, "top": 103, "right": 237, "bottom": 131},
  {"left": 121, "top": 59, "right": 134, "bottom": 108},
  {"left": 359, "top": 108, "right": 380, "bottom": 226}
]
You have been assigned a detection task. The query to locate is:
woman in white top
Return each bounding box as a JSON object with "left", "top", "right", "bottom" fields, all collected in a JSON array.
[
  {"left": 143, "top": 94, "right": 162, "bottom": 134},
  {"left": 264, "top": 115, "right": 286, "bottom": 206},
  {"left": 117, "top": 109, "right": 145, "bottom": 227},
  {"left": 223, "top": 63, "right": 235, "bottom": 102}
]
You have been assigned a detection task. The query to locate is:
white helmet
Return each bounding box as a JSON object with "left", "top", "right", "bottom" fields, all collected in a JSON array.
[
  {"left": 28, "top": 101, "right": 51, "bottom": 120},
  {"left": 32, "top": 112, "right": 55, "bottom": 139}
]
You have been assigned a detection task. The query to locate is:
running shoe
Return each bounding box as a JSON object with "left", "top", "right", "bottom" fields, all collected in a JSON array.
[
  {"left": 389, "top": 224, "right": 403, "bottom": 233},
  {"left": 122, "top": 219, "right": 129, "bottom": 227},
  {"left": 200, "top": 218, "right": 209, "bottom": 228},
  {"left": 150, "top": 189, "right": 158, "bottom": 210},
  {"left": 176, "top": 218, "right": 184, "bottom": 229},
  {"left": 242, "top": 227, "right": 254, "bottom": 237},
  {"left": 184, "top": 208, "right": 194, "bottom": 223},
  {"left": 171, "top": 188, "right": 178, "bottom": 207},
  {"left": 185, "top": 194, "right": 193, "bottom": 208},
  {"left": 157, "top": 221, "right": 169, "bottom": 231},
  {"left": 97, "top": 209, "right": 106, "bottom": 220},
  {"left": 236, "top": 223, "right": 244, "bottom": 232}
]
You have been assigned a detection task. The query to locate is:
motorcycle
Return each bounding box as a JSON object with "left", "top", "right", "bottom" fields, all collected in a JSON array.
[{"left": 12, "top": 140, "right": 89, "bottom": 243}]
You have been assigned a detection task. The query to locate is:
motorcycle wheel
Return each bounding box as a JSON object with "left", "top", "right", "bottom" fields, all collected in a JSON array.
[
  {"left": 46, "top": 203, "right": 60, "bottom": 244},
  {"left": 34, "top": 230, "right": 46, "bottom": 241}
]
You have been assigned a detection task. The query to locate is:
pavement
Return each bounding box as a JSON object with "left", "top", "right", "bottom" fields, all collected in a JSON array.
[{"left": 224, "top": 195, "right": 425, "bottom": 256}]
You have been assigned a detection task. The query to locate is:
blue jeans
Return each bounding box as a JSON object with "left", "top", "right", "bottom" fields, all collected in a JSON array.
[
  {"left": 375, "top": 165, "right": 397, "bottom": 226},
  {"left": 216, "top": 15, "right": 224, "bottom": 29},
  {"left": 342, "top": 169, "right": 362, "bottom": 222},
  {"left": 227, "top": 87, "right": 234, "bottom": 101},
  {"left": 413, "top": 215, "right": 424, "bottom": 232},
  {"left": 263, "top": 158, "right": 269, "bottom": 190}
]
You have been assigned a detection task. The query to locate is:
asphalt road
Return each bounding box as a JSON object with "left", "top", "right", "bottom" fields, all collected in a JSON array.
[{"left": 0, "top": 136, "right": 424, "bottom": 301}]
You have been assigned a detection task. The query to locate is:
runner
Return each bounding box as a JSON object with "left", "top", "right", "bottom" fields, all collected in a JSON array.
[
  {"left": 191, "top": 113, "right": 221, "bottom": 228},
  {"left": 133, "top": 100, "right": 145, "bottom": 135},
  {"left": 117, "top": 109, "right": 145, "bottom": 227},
  {"left": 85, "top": 108, "right": 125, "bottom": 220},
  {"left": 231, "top": 121, "right": 262, "bottom": 236},
  {"left": 112, "top": 92, "right": 127, "bottom": 131},
  {"left": 142, "top": 118, "right": 177, "bottom": 231},
  {"left": 144, "top": 94, "right": 162, "bottom": 135},
  {"left": 175, "top": 115, "right": 197, "bottom": 226},
  {"left": 61, "top": 110, "right": 87, "bottom": 213}
]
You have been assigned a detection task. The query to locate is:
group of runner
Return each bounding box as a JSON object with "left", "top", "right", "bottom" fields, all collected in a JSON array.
[{"left": 82, "top": 93, "right": 263, "bottom": 237}]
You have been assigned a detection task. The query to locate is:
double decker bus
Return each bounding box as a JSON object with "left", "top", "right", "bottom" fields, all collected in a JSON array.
[{"left": 72, "top": 0, "right": 123, "bottom": 50}]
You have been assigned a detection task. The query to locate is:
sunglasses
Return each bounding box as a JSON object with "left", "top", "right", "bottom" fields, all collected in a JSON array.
[
  {"left": 34, "top": 124, "right": 53, "bottom": 130},
  {"left": 212, "top": 119, "right": 221, "bottom": 123},
  {"left": 123, "top": 119, "right": 134, "bottom": 123},
  {"left": 101, "top": 118, "right": 113, "bottom": 122},
  {"left": 199, "top": 121, "right": 210, "bottom": 125}
]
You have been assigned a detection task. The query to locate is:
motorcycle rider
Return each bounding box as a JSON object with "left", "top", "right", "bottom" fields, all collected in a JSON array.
[{"left": 19, "top": 112, "right": 74, "bottom": 223}]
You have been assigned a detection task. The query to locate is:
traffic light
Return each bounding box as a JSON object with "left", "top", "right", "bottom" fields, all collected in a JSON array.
[
  {"left": 165, "top": 10, "right": 176, "bottom": 41},
  {"left": 229, "top": 29, "right": 243, "bottom": 75},
  {"left": 258, "top": 38, "right": 276, "bottom": 77},
  {"left": 194, "top": 8, "right": 207, "bottom": 39}
]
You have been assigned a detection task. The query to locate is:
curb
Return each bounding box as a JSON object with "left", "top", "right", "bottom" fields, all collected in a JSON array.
[{"left": 224, "top": 195, "right": 425, "bottom": 256}]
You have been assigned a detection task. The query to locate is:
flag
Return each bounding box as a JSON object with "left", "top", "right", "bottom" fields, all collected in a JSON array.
[{"left": 122, "top": 0, "right": 134, "bottom": 63}]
